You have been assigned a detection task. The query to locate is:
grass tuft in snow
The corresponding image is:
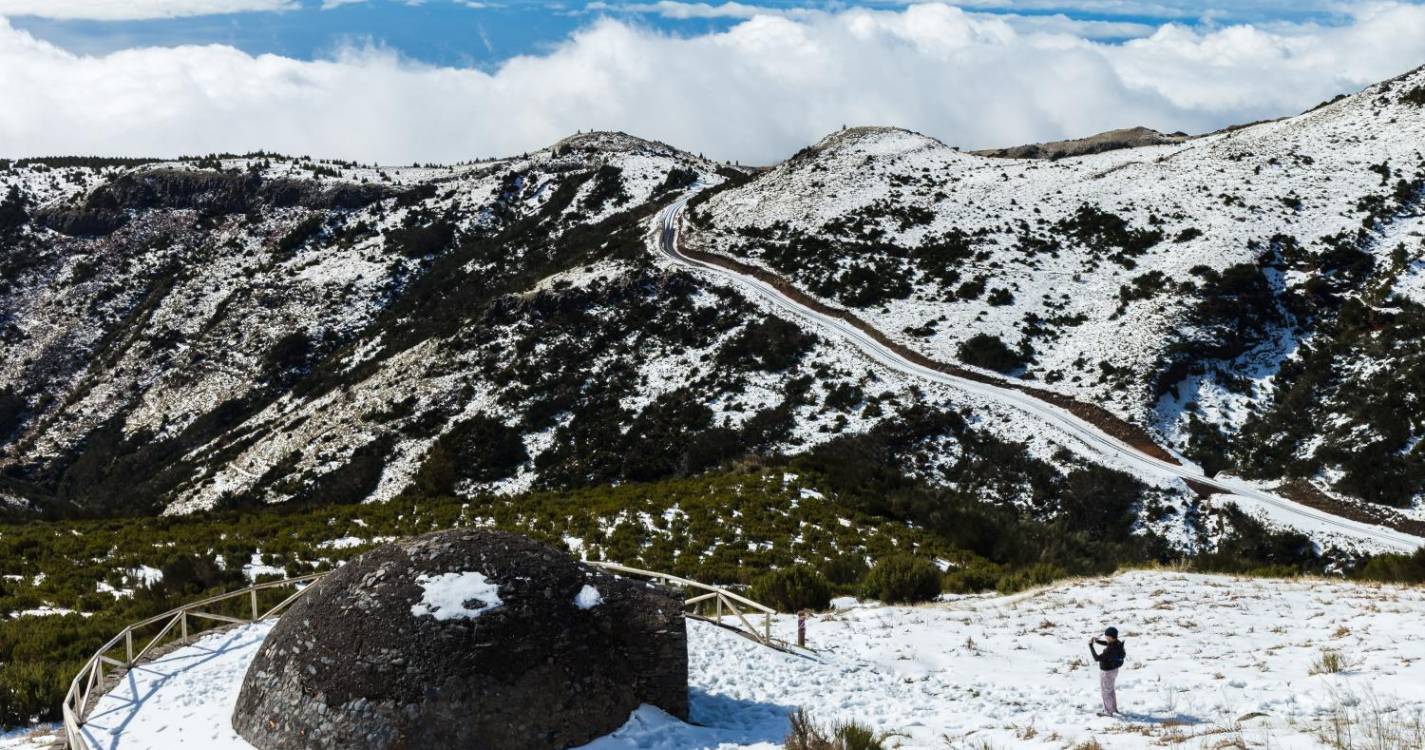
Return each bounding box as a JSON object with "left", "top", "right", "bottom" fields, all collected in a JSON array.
[
  {"left": 1311, "top": 648, "right": 1351, "bottom": 675},
  {"left": 785, "top": 709, "right": 898, "bottom": 750}
]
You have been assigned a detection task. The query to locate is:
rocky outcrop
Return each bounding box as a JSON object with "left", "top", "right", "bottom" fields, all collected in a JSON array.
[
  {"left": 232, "top": 530, "right": 687, "bottom": 750},
  {"left": 973, "top": 126, "right": 1191, "bottom": 160}
]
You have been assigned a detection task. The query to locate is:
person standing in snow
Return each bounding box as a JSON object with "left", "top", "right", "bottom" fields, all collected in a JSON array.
[{"left": 1089, "top": 627, "right": 1125, "bottom": 716}]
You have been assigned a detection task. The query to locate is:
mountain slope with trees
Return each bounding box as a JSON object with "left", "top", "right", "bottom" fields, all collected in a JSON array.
[{"left": 689, "top": 64, "right": 1425, "bottom": 514}]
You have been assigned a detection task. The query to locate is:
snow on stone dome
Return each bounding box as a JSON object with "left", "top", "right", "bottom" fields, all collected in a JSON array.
[{"left": 231, "top": 529, "right": 688, "bottom": 750}]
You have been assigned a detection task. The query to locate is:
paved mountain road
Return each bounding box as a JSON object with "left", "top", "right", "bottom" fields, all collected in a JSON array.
[{"left": 652, "top": 197, "right": 1422, "bottom": 554}]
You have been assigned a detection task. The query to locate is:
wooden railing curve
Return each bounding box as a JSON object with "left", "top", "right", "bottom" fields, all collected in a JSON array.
[
  {"left": 61, "top": 573, "right": 326, "bottom": 750},
  {"left": 63, "top": 563, "right": 782, "bottom": 750}
]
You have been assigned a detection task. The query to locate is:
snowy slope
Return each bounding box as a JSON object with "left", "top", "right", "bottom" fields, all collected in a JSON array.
[
  {"left": 690, "top": 64, "right": 1425, "bottom": 510},
  {"left": 77, "top": 571, "right": 1425, "bottom": 750},
  {"left": 2, "top": 67, "right": 1422, "bottom": 545},
  {"left": 0, "top": 130, "right": 1219, "bottom": 549}
]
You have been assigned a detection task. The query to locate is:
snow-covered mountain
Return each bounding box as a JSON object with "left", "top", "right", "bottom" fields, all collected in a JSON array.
[
  {"left": 0, "top": 132, "right": 1159, "bottom": 532},
  {"left": 1, "top": 66, "right": 1423, "bottom": 554},
  {"left": 690, "top": 64, "right": 1425, "bottom": 514}
]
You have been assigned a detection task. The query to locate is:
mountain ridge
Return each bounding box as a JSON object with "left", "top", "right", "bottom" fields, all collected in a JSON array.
[{"left": 1, "top": 65, "right": 1423, "bottom": 555}]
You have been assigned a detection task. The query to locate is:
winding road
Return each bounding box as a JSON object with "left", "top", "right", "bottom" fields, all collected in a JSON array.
[{"left": 653, "top": 196, "right": 1423, "bottom": 554}]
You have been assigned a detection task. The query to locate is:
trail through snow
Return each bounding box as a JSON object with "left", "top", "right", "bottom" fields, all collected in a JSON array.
[
  {"left": 79, "top": 622, "right": 273, "bottom": 750},
  {"left": 654, "top": 197, "right": 1423, "bottom": 554}
]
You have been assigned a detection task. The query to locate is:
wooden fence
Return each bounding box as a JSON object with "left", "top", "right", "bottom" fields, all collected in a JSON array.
[
  {"left": 585, "top": 561, "right": 780, "bottom": 646},
  {"left": 62, "top": 572, "right": 326, "bottom": 750},
  {"left": 62, "top": 563, "right": 781, "bottom": 750}
]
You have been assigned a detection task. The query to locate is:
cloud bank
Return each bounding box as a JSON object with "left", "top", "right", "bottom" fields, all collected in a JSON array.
[
  {"left": 1, "top": 2, "right": 1423, "bottom": 164},
  {"left": 0, "top": 1, "right": 296, "bottom": 20}
]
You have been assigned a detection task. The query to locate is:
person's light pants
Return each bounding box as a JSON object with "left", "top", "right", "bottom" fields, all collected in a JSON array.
[{"left": 1100, "top": 668, "right": 1119, "bottom": 714}]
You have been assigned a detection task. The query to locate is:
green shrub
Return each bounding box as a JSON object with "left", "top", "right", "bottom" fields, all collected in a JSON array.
[
  {"left": 1356, "top": 547, "right": 1425, "bottom": 584},
  {"left": 750, "top": 565, "right": 832, "bottom": 612},
  {"left": 994, "top": 563, "right": 1068, "bottom": 594},
  {"left": 821, "top": 554, "right": 870, "bottom": 589},
  {"left": 942, "top": 559, "right": 1004, "bottom": 594},
  {"left": 861, "top": 555, "right": 941, "bottom": 604},
  {"left": 957, "top": 333, "right": 1026, "bottom": 374},
  {"left": 385, "top": 221, "right": 454, "bottom": 258}
]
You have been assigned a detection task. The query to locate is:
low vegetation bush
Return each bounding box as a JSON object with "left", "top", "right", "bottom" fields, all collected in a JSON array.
[
  {"left": 750, "top": 566, "right": 832, "bottom": 612},
  {"left": 821, "top": 554, "right": 870, "bottom": 591},
  {"left": 957, "top": 333, "right": 1026, "bottom": 374},
  {"left": 785, "top": 709, "right": 895, "bottom": 750},
  {"left": 1310, "top": 648, "right": 1350, "bottom": 675},
  {"left": 994, "top": 563, "right": 1068, "bottom": 594},
  {"left": 1355, "top": 547, "right": 1425, "bottom": 584},
  {"left": 941, "top": 559, "right": 1004, "bottom": 594},
  {"left": 861, "top": 555, "right": 942, "bottom": 604}
]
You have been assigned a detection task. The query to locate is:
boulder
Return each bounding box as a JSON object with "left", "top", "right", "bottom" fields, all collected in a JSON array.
[{"left": 232, "top": 530, "right": 687, "bottom": 750}]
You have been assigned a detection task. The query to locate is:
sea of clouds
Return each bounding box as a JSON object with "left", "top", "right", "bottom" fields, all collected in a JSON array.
[{"left": 1, "top": 1, "right": 1424, "bottom": 163}]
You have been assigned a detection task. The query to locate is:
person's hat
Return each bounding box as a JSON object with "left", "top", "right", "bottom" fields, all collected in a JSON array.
[{"left": 1104, "top": 627, "right": 1119, "bottom": 638}]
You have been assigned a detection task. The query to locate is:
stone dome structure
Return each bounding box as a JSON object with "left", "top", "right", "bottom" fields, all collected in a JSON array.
[{"left": 232, "top": 530, "right": 687, "bottom": 750}]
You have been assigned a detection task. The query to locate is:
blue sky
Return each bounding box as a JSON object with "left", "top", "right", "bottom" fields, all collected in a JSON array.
[
  {"left": 1, "top": 1, "right": 1423, "bottom": 163},
  {"left": 2, "top": 1, "right": 1392, "bottom": 68}
]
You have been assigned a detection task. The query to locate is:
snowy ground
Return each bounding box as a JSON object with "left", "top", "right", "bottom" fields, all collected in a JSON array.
[
  {"left": 77, "top": 572, "right": 1425, "bottom": 749},
  {"left": 78, "top": 622, "right": 275, "bottom": 750}
]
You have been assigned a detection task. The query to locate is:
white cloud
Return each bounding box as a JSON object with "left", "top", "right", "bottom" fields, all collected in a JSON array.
[
  {"left": 929, "top": 0, "right": 1373, "bottom": 23},
  {"left": 591, "top": 1, "right": 803, "bottom": 20},
  {"left": 596, "top": 2, "right": 1155, "bottom": 38},
  {"left": 0, "top": 3, "right": 1423, "bottom": 165},
  {"left": 0, "top": 0, "right": 297, "bottom": 20}
]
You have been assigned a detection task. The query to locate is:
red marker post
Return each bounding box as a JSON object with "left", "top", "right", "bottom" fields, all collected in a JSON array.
[{"left": 797, "top": 610, "right": 808, "bottom": 648}]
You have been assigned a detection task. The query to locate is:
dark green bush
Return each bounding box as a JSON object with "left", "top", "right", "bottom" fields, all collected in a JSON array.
[
  {"left": 274, "top": 213, "right": 324, "bottom": 255},
  {"left": 861, "top": 555, "right": 941, "bottom": 604},
  {"left": 958, "top": 333, "right": 1026, "bottom": 374},
  {"left": 1356, "top": 546, "right": 1425, "bottom": 584},
  {"left": 750, "top": 565, "right": 832, "bottom": 612},
  {"left": 942, "top": 558, "right": 1004, "bottom": 594},
  {"left": 994, "top": 562, "right": 1067, "bottom": 594},
  {"left": 385, "top": 221, "right": 454, "bottom": 258},
  {"left": 821, "top": 554, "right": 869, "bottom": 588}
]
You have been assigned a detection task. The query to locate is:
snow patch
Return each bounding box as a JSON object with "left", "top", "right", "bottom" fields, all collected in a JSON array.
[
  {"left": 574, "top": 584, "right": 603, "bottom": 610},
  {"left": 411, "top": 571, "right": 503, "bottom": 621}
]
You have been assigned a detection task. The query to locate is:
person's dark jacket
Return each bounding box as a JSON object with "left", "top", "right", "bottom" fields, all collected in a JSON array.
[{"left": 1090, "top": 639, "right": 1125, "bottom": 671}]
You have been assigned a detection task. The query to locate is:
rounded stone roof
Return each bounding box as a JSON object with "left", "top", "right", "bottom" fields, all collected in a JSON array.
[{"left": 232, "top": 529, "right": 687, "bottom": 750}]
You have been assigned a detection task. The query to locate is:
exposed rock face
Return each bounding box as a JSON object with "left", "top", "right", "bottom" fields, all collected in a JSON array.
[
  {"left": 232, "top": 530, "right": 687, "bottom": 750},
  {"left": 972, "top": 126, "right": 1191, "bottom": 160}
]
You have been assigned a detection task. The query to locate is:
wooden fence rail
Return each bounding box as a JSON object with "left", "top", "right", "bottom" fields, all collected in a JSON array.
[
  {"left": 62, "top": 573, "right": 326, "bottom": 750},
  {"left": 585, "top": 561, "right": 780, "bottom": 646},
  {"left": 63, "top": 564, "right": 781, "bottom": 750}
]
